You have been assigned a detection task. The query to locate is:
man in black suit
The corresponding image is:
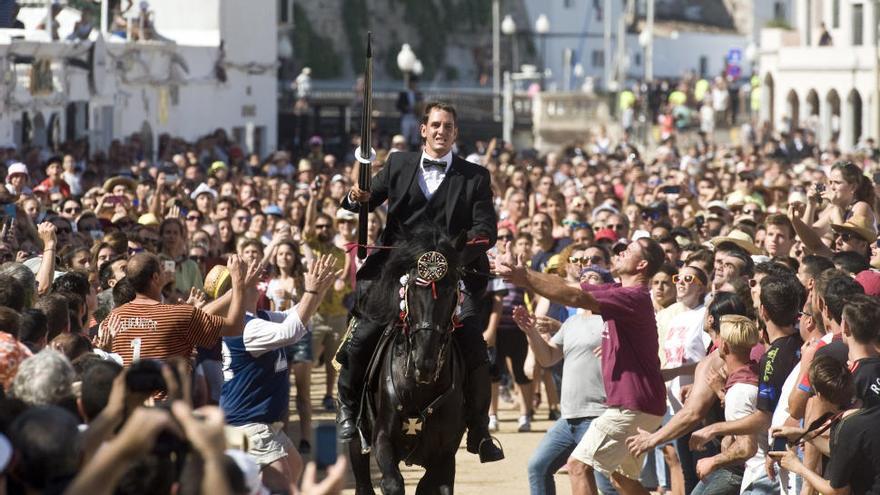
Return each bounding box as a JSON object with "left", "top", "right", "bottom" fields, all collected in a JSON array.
[{"left": 337, "top": 101, "right": 504, "bottom": 462}]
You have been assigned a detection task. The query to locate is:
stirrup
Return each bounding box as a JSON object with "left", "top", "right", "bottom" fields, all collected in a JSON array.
[{"left": 478, "top": 436, "right": 505, "bottom": 463}]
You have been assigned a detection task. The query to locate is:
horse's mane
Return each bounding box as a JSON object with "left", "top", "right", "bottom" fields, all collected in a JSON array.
[{"left": 359, "top": 223, "right": 462, "bottom": 324}]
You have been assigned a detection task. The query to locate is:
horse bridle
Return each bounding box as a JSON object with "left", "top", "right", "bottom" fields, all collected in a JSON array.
[{"left": 397, "top": 251, "right": 463, "bottom": 382}]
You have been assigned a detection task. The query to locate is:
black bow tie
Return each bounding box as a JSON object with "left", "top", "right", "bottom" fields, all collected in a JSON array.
[{"left": 422, "top": 158, "right": 447, "bottom": 171}]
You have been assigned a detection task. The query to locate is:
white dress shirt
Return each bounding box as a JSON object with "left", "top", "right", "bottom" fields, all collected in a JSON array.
[{"left": 418, "top": 150, "right": 452, "bottom": 200}]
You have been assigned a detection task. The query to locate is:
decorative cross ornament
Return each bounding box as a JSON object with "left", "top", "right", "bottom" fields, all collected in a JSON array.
[
  {"left": 417, "top": 251, "right": 448, "bottom": 281},
  {"left": 402, "top": 417, "right": 423, "bottom": 436}
]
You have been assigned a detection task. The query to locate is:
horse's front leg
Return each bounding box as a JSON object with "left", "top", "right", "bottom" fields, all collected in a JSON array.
[
  {"left": 349, "top": 438, "right": 376, "bottom": 495},
  {"left": 374, "top": 431, "right": 405, "bottom": 495},
  {"left": 416, "top": 454, "right": 456, "bottom": 495}
]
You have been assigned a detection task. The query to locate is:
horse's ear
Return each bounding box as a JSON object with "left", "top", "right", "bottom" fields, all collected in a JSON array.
[{"left": 452, "top": 230, "right": 467, "bottom": 252}]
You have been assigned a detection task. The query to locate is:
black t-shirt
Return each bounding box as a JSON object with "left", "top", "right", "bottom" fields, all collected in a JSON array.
[
  {"left": 757, "top": 333, "right": 803, "bottom": 413},
  {"left": 816, "top": 340, "right": 849, "bottom": 365},
  {"left": 853, "top": 357, "right": 880, "bottom": 408},
  {"left": 827, "top": 407, "right": 880, "bottom": 494}
]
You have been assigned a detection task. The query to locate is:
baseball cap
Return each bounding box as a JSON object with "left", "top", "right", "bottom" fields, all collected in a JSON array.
[
  {"left": 190, "top": 183, "right": 218, "bottom": 200},
  {"left": 856, "top": 269, "right": 880, "bottom": 297},
  {"left": 263, "top": 205, "right": 283, "bottom": 217},
  {"left": 209, "top": 161, "right": 228, "bottom": 174},
  {"left": 6, "top": 162, "right": 28, "bottom": 180}
]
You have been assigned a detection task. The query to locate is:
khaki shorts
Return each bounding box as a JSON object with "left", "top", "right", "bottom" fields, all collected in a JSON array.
[
  {"left": 570, "top": 407, "right": 663, "bottom": 480},
  {"left": 232, "top": 422, "right": 294, "bottom": 467},
  {"left": 311, "top": 313, "right": 347, "bottom": 348}
]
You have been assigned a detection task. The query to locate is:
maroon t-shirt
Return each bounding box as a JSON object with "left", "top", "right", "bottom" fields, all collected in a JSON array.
[{"left": 582, "top": 282, "right": 666, "bottom": 416}]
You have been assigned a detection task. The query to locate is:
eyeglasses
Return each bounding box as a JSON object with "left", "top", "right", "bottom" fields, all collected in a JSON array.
[
  {"left": 64, "top": 207, "right": 81, "bottom": 214},
  {"left": 190, "top": 255, "right": 206, "bottom": 263},
  {"left": 606, "top": 223, "right": 625, "bottom": 231},
  {"left": 562, "top": 220, "right": 590, "bottom": 229},
  {"left": 315, "top": 224, "right": 332, "bottom": 230},
  {"left": 186, "top": 216, "right": 201, "bottom": 222},
  {"left": 672, "top": 274, "right": 702, "bottom": 285},
  {"left": 837, "top": 232, "right": 857, "bottom": 243},
  {"left": 569, "top": 255, "right": 604, "bottom": 266}
]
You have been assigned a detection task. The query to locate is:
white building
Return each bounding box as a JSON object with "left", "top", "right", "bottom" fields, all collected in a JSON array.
[
  {"left": 759, "top": 0, "right": 878, "bottom": 151},
  {"left": 0, "top": 0, "right": 277, "bottom": 158},
  {"left": 518, "top": 0, "right": 793, "bottom": 90}
]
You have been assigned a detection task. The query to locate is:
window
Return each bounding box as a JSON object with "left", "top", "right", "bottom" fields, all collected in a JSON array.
[
  {"left": 699, "top": 56, "right": 708, "bottom": 78},
  {"left": 591, "top": 50, "right": 604, "bottom": 67},
  {"left": 634, "top": 52, "right": 642, "bottom": 66},
  {"left": 832, "top": 0, "right": 840, "bottom": 28},
  {"left": 773, "top": 2, "right": 785, "bottom": 21},
  {"left": 853, "top": 3, "right": 864, "bottom": 45},
  {"left": 279, "top": 0, "right": 289, "bottom": 24}
]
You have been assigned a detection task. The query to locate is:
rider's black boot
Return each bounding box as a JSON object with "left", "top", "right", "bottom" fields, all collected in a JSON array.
[
  {"left": 464, "top": 364, "right": 505, "bottom": 463},
  {"left": 336, "top": 342, "right": 364, "bottom": 441}
]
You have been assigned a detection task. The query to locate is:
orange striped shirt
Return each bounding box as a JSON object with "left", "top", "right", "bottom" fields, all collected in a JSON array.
[{"left": 103, "top": 301, "right": 223, "bottom": 366}]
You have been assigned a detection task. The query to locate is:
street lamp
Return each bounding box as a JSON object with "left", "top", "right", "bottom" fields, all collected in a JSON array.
[
  {"left": 535, "top": 14, "right": 550, "bottom": 88},
  {"left": 501, "top": 15, "right": 518, "bottom": 72},
  {"left": 397, "top": 43, "right": 417, "bottom": 88}
]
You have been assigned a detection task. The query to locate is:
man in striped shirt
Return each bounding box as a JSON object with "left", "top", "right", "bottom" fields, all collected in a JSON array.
[{"left": 102, "top": 252, "right": 256, "bottom": 365}]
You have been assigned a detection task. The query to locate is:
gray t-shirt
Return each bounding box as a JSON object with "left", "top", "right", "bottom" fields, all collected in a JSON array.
[{"left": 550, "top": 312, "right": 608, "bottom": 419}]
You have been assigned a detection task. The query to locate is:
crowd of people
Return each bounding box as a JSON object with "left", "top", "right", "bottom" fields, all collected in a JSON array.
[{"left": 1, "top": 97, "right": 880, "bottom": 495}]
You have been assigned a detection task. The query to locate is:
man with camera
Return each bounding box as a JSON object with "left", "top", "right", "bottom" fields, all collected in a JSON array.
[{"left": 100, "top": 252, "right": 259, "bottom": 365}]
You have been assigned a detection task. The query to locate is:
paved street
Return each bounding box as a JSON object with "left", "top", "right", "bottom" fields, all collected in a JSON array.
[{"left": 293, "top": 366, "right": 569, "bottom": 494}]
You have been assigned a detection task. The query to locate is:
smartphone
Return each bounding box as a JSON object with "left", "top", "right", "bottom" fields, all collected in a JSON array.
[
  {"left": 106, "top": 195, "right": 124, "bottom": 205},
  {"left": 314, "top": 422, "right": 337, "bottom": 469},
  {"left": 164, "top": 260, "right": 176, "bottom": 273},
  {"left": 662, "top": 185, "right": 681, "bottom": 194},
  {"left": 771, "top": 436, "right": 787, "bottom": 452}
]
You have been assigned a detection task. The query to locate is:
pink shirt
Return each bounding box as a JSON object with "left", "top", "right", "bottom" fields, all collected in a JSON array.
[{"left": 582, "top": 282, "right": 666, "bottom": 416}]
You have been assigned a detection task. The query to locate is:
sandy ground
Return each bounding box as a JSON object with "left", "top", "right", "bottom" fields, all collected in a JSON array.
[{"left": 290, "top": 365, "right": 572, "bottom": 495}]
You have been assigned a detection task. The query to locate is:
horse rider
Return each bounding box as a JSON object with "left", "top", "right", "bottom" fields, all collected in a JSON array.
[{"left": 337, "top": 101, "right": 504, "bottom": 463}]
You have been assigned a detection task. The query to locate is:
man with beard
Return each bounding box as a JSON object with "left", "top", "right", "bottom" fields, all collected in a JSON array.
[{"left": 303, "top": 184, "right": 351, "bottom": 412}]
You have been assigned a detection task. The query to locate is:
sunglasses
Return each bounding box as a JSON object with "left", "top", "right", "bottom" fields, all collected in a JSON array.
[
  {"left": 315, "top": 224, "right": 332, "bottom": 229},
  {"left": 498, "top": 234, "right": 513, "bottom": 241},
  {"left": 562, "top": 220, "right": 590, "bottom": 229},
  {"left": 606, "top": 223, "right": 625, "bottom": 231},
  {"left": 234, "top": 216, "right": 251, "bottom": 222},
  {"left": 837, "top": 232, "right": 859, "bottom": 243},
  {"left": 569, "top": 255, "right": 603, "bottom": 266},
  {"left": 64, "top": 207, "right": 81, "bottom": 214},
  {"left": 190, "top": 255, "right": 206, "bottom": 263},
  {"left": 673, "top": 274, "right": 702, "bottom": 285},
  {"left": 186, "top": 216, "right": 201, "bottom": 221}
]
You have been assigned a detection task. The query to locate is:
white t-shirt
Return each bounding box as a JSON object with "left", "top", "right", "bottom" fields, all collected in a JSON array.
[
  {"left": 724, "top": 382, "right": 766, "bottom": 494},
  {"left": 662, "top": 305, "right": 709, "bottom": 411},
  {"left": 772, "top": 362, "right": 803, "bottom": 495}
]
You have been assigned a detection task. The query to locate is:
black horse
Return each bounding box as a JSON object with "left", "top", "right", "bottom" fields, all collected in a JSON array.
[{"left": 350, "top": 225, "right": 467, "bottom": 495}]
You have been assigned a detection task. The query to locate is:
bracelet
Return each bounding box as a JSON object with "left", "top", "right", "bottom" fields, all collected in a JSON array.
[{"left": 304, "top": 289, "right": 318, "bottom": 294}]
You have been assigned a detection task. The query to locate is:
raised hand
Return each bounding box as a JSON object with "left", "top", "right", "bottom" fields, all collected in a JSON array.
[
  {"left": 305, "top": 254, "right": 339, "bottom": 294},
  {"left": 512, "top": 305, "right": 535, "bottom": 333},
  {"left": 244, "top": 258, "right": 263, "bottom": 288},
  {"left": 37, "top": 221, "right": 57, "bottom": 248},
  {"left": 186, "top": 287, "right": 207, "bottom": 308},
  {"left": 227, "top": 254, "right": 246, "bottom": 287}
]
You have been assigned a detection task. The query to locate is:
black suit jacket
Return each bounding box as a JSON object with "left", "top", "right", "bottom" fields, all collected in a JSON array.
[{"left": 342, "top": 151, "right": 497, "bottom": 294}]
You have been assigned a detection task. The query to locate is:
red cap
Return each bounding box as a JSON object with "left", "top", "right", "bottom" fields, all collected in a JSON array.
[
  {"left": 856, "top": 269, "right": 880, "bottom": 297},
  {"left": 594, "top": 228, "right": 619, "bottom": 243}
]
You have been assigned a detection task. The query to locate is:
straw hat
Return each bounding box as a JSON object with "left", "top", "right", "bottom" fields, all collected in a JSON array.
[
  {"left": 831, "top": 215, "right": 877, "bottom": 243},
  {"left": 710, "top": 229, "right": 763, "bottom": 255}
]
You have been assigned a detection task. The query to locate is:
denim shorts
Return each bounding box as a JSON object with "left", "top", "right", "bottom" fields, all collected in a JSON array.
[{"left": 285, "top": 333, "right": 313, "bottom": 363}]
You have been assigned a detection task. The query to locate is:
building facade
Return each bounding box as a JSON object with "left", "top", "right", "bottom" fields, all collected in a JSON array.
[
  {"left": 0, "top": 0, "right": 277, "bottom": 158},
  {"left": 759, "top": 0, "right": 878, "bottom": 150}
]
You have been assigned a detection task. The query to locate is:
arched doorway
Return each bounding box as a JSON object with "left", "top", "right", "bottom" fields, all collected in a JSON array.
[
  {"left": 824, "top": 89, "right": 841, "bottom": 145},
  {"left": 140, "top": 121, "right": 154, "bottom": 162},
  {"left": 846, "top": 89, "right": 863, "bottom": 149},
  {"left": 806, "top": 89, "right": 820, "bottom": 135},
  {"left": 762, "top": 73, "right": 775, "bottom": 129},
  {"left": 785, "top": 89, "right": 799, "bottom": 132},
  {"left": 32, "top": 113, "right": 47, "bottom": 148}
]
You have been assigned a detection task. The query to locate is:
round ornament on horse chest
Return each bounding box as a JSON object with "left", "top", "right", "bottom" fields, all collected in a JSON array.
[{"left": 416, "top": 251, "right": 448, "bottom": 281}]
